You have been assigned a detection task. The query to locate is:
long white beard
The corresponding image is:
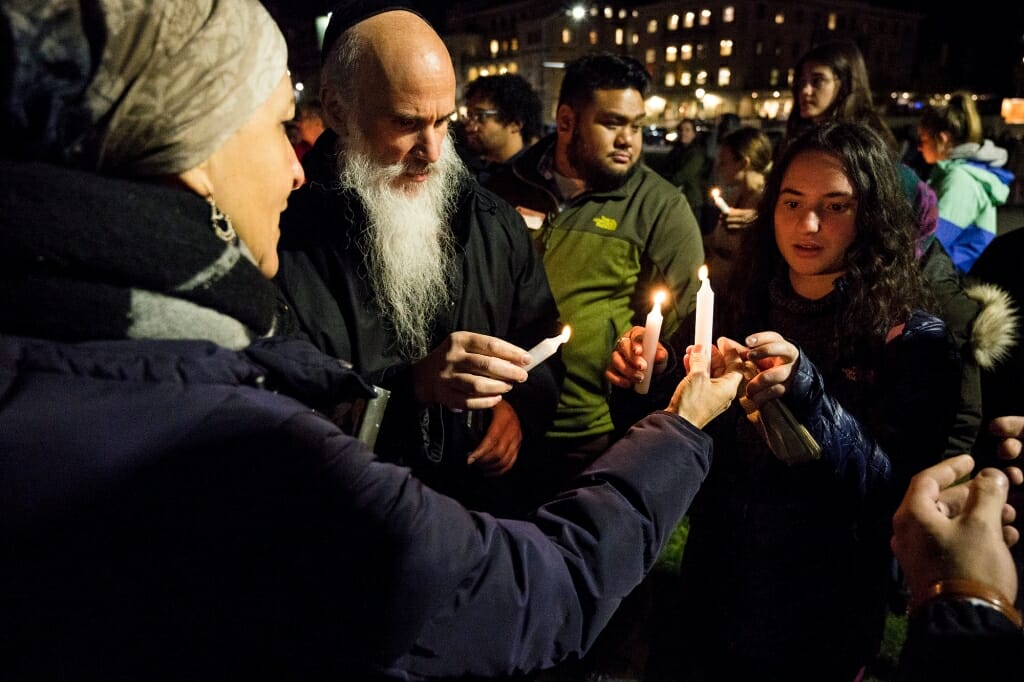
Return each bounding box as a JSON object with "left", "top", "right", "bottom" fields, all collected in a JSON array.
[{"left": 338, "top": 134, "right": 469, "bottom": 359}]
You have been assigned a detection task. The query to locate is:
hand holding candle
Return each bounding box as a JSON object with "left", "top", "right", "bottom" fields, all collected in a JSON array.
[
  {"left": 710, "top": 187, "right": 731, "bottom": 215},
  {"left": 693, "top": 265, "right": 714, "bottom": 361},
  {"left": 524, "top": 326, "right": 571, "bottom": 371},
  {"left": 636, "top": 290, "right": 666, "bottom": 394}
]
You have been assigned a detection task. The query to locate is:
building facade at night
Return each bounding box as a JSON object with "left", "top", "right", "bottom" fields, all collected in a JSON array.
[{"left": 443, "top": 0, "right": 924, "bottom": 127}]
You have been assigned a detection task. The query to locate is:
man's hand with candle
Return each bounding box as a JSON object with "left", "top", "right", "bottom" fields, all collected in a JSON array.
[
  {"left": 604, "top": 325, "right": 669, "bottom": 389},
  {"left": 413, "top": 331, "right": 530, "bottom": 410}
]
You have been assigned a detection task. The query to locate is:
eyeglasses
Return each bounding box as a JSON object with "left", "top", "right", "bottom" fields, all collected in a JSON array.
[
  {"left": 464, "top": 108, "right": 500, "bottom": 124},
  {"left": 797, "top": 75, "right": 836, "bottom": 91}
]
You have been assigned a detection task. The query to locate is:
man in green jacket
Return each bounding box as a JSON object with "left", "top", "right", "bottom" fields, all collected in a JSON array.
[{"left": 488, "top": 52, "right": 705, "bottom": 484}]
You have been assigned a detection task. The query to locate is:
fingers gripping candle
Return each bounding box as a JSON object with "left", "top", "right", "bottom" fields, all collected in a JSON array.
[
  {"left": 694, "top": 265, "right": 714, "bottom": 361},
  {"left": 710, "top": 187, "right": 731, "bottom": 215},
  {"left": 524, "top": 326, "right": 571, "bottom": 371},
  {"left": 636, "top": 290, "right": 666, "bottom": 395}
]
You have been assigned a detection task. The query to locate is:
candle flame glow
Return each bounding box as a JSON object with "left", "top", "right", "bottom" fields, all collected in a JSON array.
[
  {"left": 559, "top": 325, "right": 572, "bottom": 342},
  {"left": 710, "top": 187, "right": 721, "bottom": 199},
  {"left": 698, "top": 264, "right": 708, "bottom": 280},
  {"left": 653, "top": 289, "right": 666, "bottom": 306}
]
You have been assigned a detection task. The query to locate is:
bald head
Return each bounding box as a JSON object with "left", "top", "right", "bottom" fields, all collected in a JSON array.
[
  {"left": 321, "top": 11, "right": 455, "bottom": 136},
  {"left": 320, "top": 10, "right": 458, "bottom": 193}
]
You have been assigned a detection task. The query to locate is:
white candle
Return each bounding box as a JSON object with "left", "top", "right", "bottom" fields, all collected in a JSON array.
[
  {"left": 524, "top": 326, "right": 571, "bottom": 371},
  {"left": 710, "top": 187, "right": 731, "bottom": 215},
  {"left": 693, "top": 265, "right": 714, "bottom": 361},
  {"left": 635, "top": 290, "right": 666, "bottom": 395}
]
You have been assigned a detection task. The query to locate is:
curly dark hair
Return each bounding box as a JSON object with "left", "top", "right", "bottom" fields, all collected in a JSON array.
[
  {"left": 725, "top": 121, "right": 933, "bottom": 361},
  {"left": 464, "top": 73, "right": 543, "bottom": 143},
  {"left": 558, "top": 52, "right": 650, "bottom": 112}
]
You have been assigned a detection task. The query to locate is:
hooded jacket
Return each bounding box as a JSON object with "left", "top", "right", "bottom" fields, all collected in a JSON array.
[{"left": 930, "top": 140, "right": 1012, "bottom": 273}]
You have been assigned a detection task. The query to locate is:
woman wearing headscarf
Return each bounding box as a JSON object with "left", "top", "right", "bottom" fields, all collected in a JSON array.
[{"left": 0, "top": 1, "right": 746, "bottom": 679}]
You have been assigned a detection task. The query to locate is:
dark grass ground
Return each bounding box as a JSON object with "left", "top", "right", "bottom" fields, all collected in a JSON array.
[{"left": 537, "top": 518, "right": 907, "bottom": 681}]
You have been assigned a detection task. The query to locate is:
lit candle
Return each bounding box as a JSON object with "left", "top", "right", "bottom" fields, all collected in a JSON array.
[
  {"left": 693, "top": 265, "right": 714, "bottom": 361},
  {"left": 636, "top": 290, "right": 667, "bottom": 395},
  {"left": 710, "top": 187, "right": 731, "bottom": 215},
  {"left": 524, "top": 325, "right": 571, "bottom": 371}
]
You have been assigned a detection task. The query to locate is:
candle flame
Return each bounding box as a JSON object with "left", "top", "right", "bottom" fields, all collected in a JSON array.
[
  {"left": 559, "top": 325, "right": 572, "bottom": 342},
  {"left": 710, "top": 187, "right": 721, "bottom": 199},
  {"left": 653, "top": 289, "right": 667, "bottom": 306},
  {"left": 698, "top": 264, "right": 708, "bottom": 281}
]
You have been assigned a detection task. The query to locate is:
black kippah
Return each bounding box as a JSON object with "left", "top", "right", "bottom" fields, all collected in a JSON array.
[{"left": 320, "top": 1, "right": 425, "bottom": 64}]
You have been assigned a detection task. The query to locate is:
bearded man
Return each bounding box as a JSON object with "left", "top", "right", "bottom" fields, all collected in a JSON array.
[{"left": 274, "top": 2, "right": 563, "bottom": 515}]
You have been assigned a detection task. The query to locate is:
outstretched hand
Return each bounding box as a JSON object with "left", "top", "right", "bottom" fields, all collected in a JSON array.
[
  {"left": 414, "top": 331, "right": 530, "bottom": 410},
  {"left": 892, "top": 454, "right": 1022, "bottom": 610},
  {"left": 734, "top": 331, "right": 800, "bottom": 409},
  {"left": 668, "top": 339, "right": 745, "bottom": 429}
]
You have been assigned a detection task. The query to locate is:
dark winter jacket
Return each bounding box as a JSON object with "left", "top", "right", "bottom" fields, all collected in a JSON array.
[
  {"left": 921, "top": 238, "right": 1018, "bottom": 457},
  {"left": 624, "top": 274, "right": 961, "bottom": 679},
  {"left": 274, "top": 131, "right": 564, "bottom": 513},
  {"left": 898, "top": 599, "right": 1024, "bottom": 681},
  {"left": 1, "top": 159, "right": 715, "bottom": 680}
]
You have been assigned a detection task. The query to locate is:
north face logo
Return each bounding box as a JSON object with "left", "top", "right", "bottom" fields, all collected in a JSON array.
[{"left": 593, "top": 216, "right": 617, "bottom": 231}]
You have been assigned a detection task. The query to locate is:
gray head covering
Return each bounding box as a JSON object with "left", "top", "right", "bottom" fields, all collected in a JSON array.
[
  {"left": 86, "top": 0, "right": 287, "bottom": 175},
  {"left": 1, "top": 0, "right": 287, "bottom": 175}
]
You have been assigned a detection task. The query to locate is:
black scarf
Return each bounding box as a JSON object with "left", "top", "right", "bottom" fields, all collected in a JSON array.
[{"left": 0, "top": 159, "right": 278, "bottom": 348}]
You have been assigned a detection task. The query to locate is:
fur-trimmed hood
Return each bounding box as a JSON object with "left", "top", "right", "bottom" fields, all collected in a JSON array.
[{"left": 964, "top": 281, "right": 1019, "bottom": 370}]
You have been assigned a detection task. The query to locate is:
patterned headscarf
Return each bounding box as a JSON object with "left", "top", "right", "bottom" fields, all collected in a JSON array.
[{"left": 1, "top": 0, "right": 287, "bottom": 175}]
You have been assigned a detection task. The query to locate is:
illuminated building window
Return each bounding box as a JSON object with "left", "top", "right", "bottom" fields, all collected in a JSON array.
[
  {"left": 666, "top": 45, "right": 678, "bottom": 62},
  {"left": 468, "top": 67, "right": 479, "bottom": 81},
  {"left": 615, "top": 28, "right": 624, "bottom": 45},
  {"left": 489, "top": 39, "right": 499, "bottom": 56},
  {"left": 646, "top": 48, "right": 656, "bottom": 63},
  {"left": 632, "top": 32, "right": 640, "bottom": 45},
  {"left": 681, "top": 43, "right": 693, "bottom": 60},
  {"left": 755, "top": 41, "right": 764, "bottom": 56},
  {"left": 699, "top": 9, "right": 711, "bottom": 26},
  {"left": 827, "top": 13, "right": 837, "bottom": 30},
  {"left": 562, "top": 28, "right": 571, "bottom": 44},
  {"left": 647, "top": 19, "right": 658, "bottom": 33},
  {"left": 769, "top": 68, "right": 780, "bottom": 86},
  {"left": 774, "top": 12, "right": 785, "bottom": 24},
  {"left": 604, "top": 6, "right": 612, "bottom": 19},
  {"left": 668, "top": 14, "right": 679, "bottom": 30},
  {"left": 718, "top": 67, "right": 731, "bottom": 86},
  {"left": 719, "top": 39, "right": 733, "bottom": 57},
  {"left": 723, "top": 6, "right": 734, "bottom": 22},
  {"left": 683, "top": 11, "right": 694, "bottom": 28},
  {"left": 665, "top": 72, "right": 676, "bottom": 87},
  {"left": 501, "top": 40, "right": 509, "bottom": 52},
  {"left": 589, "top": 30, "right": 598, "bottom": 45},
  {"left": 511, "top": 38, "right": 518, "bottom": 51},
  {"left": 696, "top": 70, "right": 708, "bottom": 85},
  {"left": 618, "top": 9, "right": 626, "bottom": 19},
  {"left": 681, "top": 71, "right": 692, "bottom": 86}
]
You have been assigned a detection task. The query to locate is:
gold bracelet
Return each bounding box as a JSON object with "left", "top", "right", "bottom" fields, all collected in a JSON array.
[{"left": 910, "top": 578, "right": 1023, "bottom": 629}]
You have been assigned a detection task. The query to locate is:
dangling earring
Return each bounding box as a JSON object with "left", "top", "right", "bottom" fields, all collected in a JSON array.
[{"left": 206, "top": 196, "right": 237, "bottom": 242}]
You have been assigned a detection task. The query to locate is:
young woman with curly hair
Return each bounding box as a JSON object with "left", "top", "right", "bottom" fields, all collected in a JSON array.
[{"left": 608, "top": 121, "right": 962, "bottom": 680}]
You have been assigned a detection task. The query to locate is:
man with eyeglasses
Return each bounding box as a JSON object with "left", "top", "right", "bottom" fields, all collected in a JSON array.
[
  {"left": 459, "top": 73, "right": 542, "bottom": 185},
  {"left": 275, "top": 1, "right": 564, "bottom": 517}
]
